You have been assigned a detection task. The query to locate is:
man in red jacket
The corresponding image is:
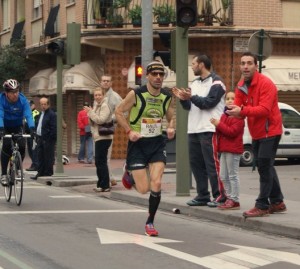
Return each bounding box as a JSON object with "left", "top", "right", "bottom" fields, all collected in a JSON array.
[{"left": 227, "top": 52, "right": 286, "bottom": 217}]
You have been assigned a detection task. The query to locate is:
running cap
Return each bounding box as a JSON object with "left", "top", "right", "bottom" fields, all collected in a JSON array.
[{"left": 146, "top": 61, "right": 165, "bottom": 74}]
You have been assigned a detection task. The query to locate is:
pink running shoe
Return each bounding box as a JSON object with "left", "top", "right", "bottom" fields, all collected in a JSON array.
[
  {"left": 145, "top": 223, "right": 159, "bottom": 236},
  {"left": 122, "top": 164, "right": 134, "bottom": 189}
]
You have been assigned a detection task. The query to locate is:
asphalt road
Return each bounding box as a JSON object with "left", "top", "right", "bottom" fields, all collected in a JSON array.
[{"left": 0, "top": 181, "right": 300, "bottom": 269}]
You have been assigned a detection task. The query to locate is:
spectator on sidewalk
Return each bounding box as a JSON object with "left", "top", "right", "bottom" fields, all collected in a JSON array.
[
  {"left": 30, "top": 97, "right": 57, "bottom": 180},
  {"left": 85, "top": 87, "right": 113, "bottom": 192},
  {"left": 25, "top": 100, "right": 40, "bottom": 171},
  {"left": 115, "top": 61, "right": 175, "bottom": 236},
  {"left": 227, "top": 52, "right": 286, "bottom": 217},
  {"left": 172, "top": 54, "right": 226, "bottom": 208},
  {"left": 100, "top": 74, "right": 123, "bottom": 186},
  {"left": 77, "top": 101, "right": 93, "bottom": 164},
  {"left": 210, "top": 91, "right": 244, "bottom": 210}
]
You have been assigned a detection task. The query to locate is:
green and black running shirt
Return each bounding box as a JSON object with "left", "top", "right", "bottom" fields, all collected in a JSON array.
[{"left": 129, "top": 85, "right": 172, "bottom": 138}]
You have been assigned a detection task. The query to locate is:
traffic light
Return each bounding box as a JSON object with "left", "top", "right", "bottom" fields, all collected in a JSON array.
[
  {"left": 66, "top": 23, "right": 81, "bottom": 65},
  {"left": 176, "top": 0, "right": 197, "bottom": 27},
  {"left": 47, "top": 39, "right": 64, "bottom": 55},
  {"left": 135, "top": 56, "right": 142, "bottom": 85},
  {"left": 153, "top": 51, "right": 170, "bottom": 68}
]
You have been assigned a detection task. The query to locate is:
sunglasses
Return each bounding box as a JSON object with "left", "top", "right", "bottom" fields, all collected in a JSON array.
[{"left": 150, "top": 72, "right": 165, "bottom": 78}]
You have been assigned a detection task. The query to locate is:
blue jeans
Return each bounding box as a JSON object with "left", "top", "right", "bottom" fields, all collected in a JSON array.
[
  {"left": 78, "top": 135, "right": 93, "bottom": 162},
  {"left": 220, "top": 152, "right": 241, "bottom": 202}
]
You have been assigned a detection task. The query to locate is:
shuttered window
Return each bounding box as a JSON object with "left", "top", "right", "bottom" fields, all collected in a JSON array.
[
  {"left": 33, "top": 0, "right": 42, "bottom": 19},
  {"left": 2, "top": 0, "right": 10, "bottom": 31}
]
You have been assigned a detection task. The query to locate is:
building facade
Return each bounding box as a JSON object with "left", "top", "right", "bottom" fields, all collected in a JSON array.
[{"left": 1, "top": 0, "right": 300, "bottom": 158}]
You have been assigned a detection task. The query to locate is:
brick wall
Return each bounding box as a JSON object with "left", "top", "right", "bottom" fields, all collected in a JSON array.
[{"left": 233, "top": 0, "right": 282, "bottom": 28}]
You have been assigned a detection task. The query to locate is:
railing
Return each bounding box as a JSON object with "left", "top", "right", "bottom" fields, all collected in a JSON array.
[{"left": 84, "top": 0, "right": 233, "bottom": 28}]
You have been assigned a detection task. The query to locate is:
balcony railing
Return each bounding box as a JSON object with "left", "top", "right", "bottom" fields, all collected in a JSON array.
[{"left": 84, "top": 0, "right": 233, "bottom": 29}]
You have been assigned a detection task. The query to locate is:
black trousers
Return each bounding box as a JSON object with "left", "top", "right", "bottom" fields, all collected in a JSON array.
[
  {"left": 95, "top": 139, "right": 112, "bottom": 189},
  {"left": 253, "top": 135, "right": 284, "bottom": 209},
  {"left": 36, "top": 136, "right": 55, "bottom": 176}
]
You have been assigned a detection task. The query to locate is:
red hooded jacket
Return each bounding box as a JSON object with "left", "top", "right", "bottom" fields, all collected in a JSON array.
[
  {"left": 216, "top": 113, "right": 244, "bottom": 154},
  {"left": 234, "top": 71, "right": 282, "bottom": 140},
  {"left": 77, "top": 109, "right": 89, "bottom": 136}
]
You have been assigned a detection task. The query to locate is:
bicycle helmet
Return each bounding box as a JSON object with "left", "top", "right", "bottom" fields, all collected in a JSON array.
[{"left": 3, "top": 79, "right": 20, "bottom": 92}]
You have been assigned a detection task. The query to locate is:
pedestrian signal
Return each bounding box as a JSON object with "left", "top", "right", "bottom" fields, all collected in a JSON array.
[{"left": 135, "top": 56, "right": 142, "bottom": 85}]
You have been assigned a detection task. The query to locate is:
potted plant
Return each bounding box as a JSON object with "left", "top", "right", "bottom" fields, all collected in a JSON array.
[
  {"left": 128, "top": 5, "right": 142, "bottom": 27},
  {"left": 200, "top": 0, "right": 214, "bottom": 26},
  {"left": 109, "top": 14, "right": 124, "bottom": 27},
  {"left": 219, "top": 0, "right": 231, "bottom": 26},
  {"left": 112, "top": 0, "right": 131, "bottom": 9},
  {"left": 153, "top": 4, "right": 175, "bottom": 26}
]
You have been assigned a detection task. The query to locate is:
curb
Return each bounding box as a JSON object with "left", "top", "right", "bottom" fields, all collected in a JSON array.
[
  {"left": 110, "top": 191, "right": 300, "bottom": 240},
  {"left": 36, "top": 176, "right": 97, "bottom": 187}
]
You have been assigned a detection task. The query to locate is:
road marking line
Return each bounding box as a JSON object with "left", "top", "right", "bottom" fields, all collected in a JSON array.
[
  {"left": 0, "top": 249, "right": 33, "bottom": 269},
  {"left": 49, "top": 195, "right": 85, "bottom": 198},
  {"left": 0, "top": 209, "right": 146, "bottom": 214}
]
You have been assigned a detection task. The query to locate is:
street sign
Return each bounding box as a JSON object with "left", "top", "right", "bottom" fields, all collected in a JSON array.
[{"left": 248, "top": 30, "right": 272, "bottom": 60}]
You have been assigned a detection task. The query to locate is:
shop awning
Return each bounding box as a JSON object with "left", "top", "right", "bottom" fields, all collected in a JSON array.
[
  {"left": 28, "top": 68, "right": 55, "bottom": 96},
  {"left": 262, "top": 56, "right": 300, "bottom": 91},
  {"left": 48, "top": 69, "right": 68, "bottom": 95},
  {"left": 63, "top": 59, "right": 104, "bottom": 93}
]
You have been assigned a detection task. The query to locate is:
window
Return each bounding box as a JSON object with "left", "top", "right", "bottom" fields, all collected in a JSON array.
[
  {"left": 67, "top": 0, "right": 75, "bottom": 3},
  {"left": 1, "top": 0, "right": 10, "bottom": 31},
  {"left": 282, "top": 1, "right": 300, "bottom": 28},
  {"left": 281, "top": 109, "right": 300, "bottom": 129},
  {"left": 33, "top": 0, "right": 42, "bottom": 19}
]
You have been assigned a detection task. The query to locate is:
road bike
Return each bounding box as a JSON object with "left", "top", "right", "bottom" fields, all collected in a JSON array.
[{"left": 1, "top": 134, "right": 32, "bottom": 206}]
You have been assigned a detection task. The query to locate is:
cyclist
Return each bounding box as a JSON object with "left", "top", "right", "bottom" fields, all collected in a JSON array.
[{"left": 0, "top": 79, "right": 35, "bottom": 186}]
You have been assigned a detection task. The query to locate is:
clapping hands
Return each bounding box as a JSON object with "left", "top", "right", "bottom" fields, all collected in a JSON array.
[{"left": 172, "top": 87, "right": 191, "bottom": 100}]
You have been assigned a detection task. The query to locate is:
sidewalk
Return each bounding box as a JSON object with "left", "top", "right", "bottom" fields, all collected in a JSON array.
[{"left": 27, "top": 157, "right": 300, "bottom": 240}]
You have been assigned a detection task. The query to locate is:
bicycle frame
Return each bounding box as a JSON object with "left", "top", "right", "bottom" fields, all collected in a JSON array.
[{"left": 2, "top": 134, "right": 31, "bottom": 205}]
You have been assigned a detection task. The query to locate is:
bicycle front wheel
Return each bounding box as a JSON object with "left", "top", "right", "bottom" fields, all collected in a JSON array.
[
  {"left": 4, "top": 167, "right": 12, "bottom": 202},
  {"left": 14, "top": 152, "right": 24, "bottom": 206}
]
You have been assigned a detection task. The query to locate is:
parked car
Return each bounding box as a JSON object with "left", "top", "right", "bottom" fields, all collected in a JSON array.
[{"left": 241, "top": 102, "right": 300, "bottom": 166}]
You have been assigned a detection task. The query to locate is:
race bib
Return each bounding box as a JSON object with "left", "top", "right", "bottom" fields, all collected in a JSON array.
[{"left": 141, "top": 118, "right": 162, "bottom": 137}]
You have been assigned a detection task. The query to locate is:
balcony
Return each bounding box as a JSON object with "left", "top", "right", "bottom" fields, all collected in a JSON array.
[{"left": 84, "top": 0, "right": 233, "bottom": 29}]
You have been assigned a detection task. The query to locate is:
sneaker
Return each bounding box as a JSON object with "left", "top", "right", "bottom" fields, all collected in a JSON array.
[
  {"left": 269, "top": 202, "right": 287, "bottom": 214},
  {"left": 101, "top": 188, "right": 111, "bottom": 192},
  {"left": 207, "top": 196, "right": 226, "bottom": 207},
  {"left": 218, "top": 199, "right": 240, "bottom": 210},
  {"left": 93, "top": 187, "right": 111, "bottom": 192},
  {"left": 243, "top": 207, "right": 269, "bottom": 217},
  {"left": 122, "top": 164, "right": 134, "bottom": 189},
  {"left": 93, "top": 187, "right": 102, "bottom": 192},
  {"left": 186, "top": 199, "right": 209, "bottom": 206},
  {"left": 145, "top": 223, "right": 159, "bottom": 236},
  {"left": 1, "top": 175, "right": 8, "bottom": 186}
]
